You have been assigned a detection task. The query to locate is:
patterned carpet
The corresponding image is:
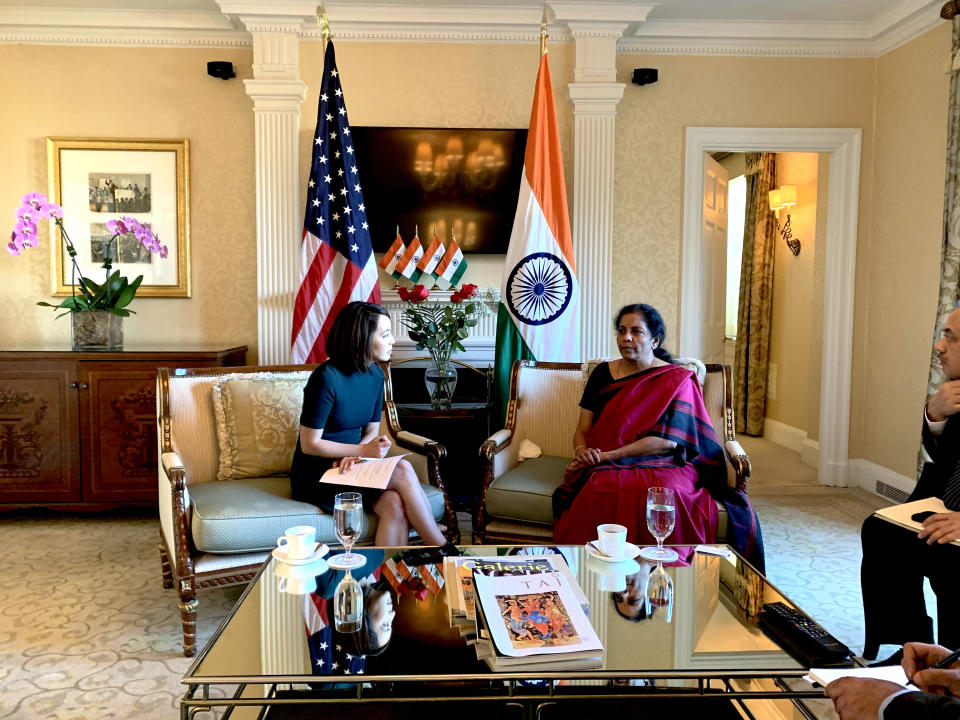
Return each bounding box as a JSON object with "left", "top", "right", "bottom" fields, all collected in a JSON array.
[{"left": 0, "top": 501, "right": 931, "bottom": 719}]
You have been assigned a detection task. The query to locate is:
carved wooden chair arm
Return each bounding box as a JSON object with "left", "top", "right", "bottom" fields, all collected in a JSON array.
[{"left": 724, "top": 440, "right": 751, "bottom": 492}]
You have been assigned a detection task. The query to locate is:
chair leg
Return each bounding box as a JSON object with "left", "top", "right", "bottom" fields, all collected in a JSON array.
[
  {"left": 178, "top": 595, "right": 199, "bottom": 657},
  {"left": 159, "top": 543, "right": 173, "bottom": 589}
]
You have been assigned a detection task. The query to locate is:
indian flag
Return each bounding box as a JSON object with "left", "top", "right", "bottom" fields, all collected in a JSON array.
[
  {"left": 396, "top": 232, "right": 423, "bottom": 283},
  {"left": 417, "top": 232, "right": 445, "bottom": 278},
  {"left": 493, "top": 51, "right": 580, "bottom": 419},
  {"left": 378, "top": 232, "right": 406, "bottom": 279},
  {"left": 436, "top": 238, "right": 467, "bottom": 285}
]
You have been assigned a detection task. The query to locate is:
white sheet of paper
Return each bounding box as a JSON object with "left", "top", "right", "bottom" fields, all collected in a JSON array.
[
  {"left": 806, "top": 664, "right": 911, "bottom": 688},
  {"left": 318, "top": 454, "right": 406, "bottom": 490}
]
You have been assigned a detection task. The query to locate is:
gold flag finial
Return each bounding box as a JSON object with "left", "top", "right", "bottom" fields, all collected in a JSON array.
[
  {"left": 539, "top": 10, "right": 548, "bottom": 56},
  {"left": 318, "top": 6, "right": 331, "bottom": 44}
]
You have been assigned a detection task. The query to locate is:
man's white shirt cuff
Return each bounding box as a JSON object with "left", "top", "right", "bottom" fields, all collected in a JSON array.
[
  {"left": 925, "top": 409, "right": 947, "bottom": 436},
  {"left": 879, "top": 688, "right": 917, "bottom": 719}
]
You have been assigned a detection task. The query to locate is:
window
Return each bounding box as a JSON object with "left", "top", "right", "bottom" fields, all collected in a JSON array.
[{"left": 725, "top": 174, "right": 746, "bottom": 338}]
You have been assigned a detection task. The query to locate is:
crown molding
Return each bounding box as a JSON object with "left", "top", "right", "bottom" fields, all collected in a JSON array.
[{"left": 0, "top": 0, "right": 948, "bottom": 56}]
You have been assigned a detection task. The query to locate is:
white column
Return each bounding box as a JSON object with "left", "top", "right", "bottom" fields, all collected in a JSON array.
[
  {"left": 563, "top": 22, "right": 626, "bottom": 360},
  {"left": 220, "top": 3, "right": 311, "bottom": 365}
]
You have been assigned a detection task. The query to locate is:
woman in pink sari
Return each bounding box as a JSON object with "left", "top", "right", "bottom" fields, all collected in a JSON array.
[{"left": 553, "top": 304, "right": 727, "bottom": 549}]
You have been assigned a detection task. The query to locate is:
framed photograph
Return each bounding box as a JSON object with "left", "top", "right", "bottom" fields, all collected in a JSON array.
[{"left": 46, "top": 137, "right": 190, "bottom": 297}]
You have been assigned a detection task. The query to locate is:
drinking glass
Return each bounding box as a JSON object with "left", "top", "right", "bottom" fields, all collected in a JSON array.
[
  {"left": 328, "top": 491, "right": 366, "bottom": 570},
  {"left": 646, "top": 562, "right": 674, "bottom": 622},
  {"left": 639, "top": 486, "right": 679, "bottom": 562},
  {"left": 333, "top": 569, "right": 364, "bottom": 633}
]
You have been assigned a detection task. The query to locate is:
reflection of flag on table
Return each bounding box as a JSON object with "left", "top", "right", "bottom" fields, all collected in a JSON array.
[
  {"left": 304, "top": 594, "right": 366, "bottom": 676},
  {"left": 291, "top": 39, "right": 380, "bottom": 364},
  {"left": 436, "top": 238, "right": 467, "bottom": 285},
  {"left": 494, "top": 51, "right": 580, "bottom": 419},
  {"left": 378, "top": 232, "right": 405, "bottom": 280}
]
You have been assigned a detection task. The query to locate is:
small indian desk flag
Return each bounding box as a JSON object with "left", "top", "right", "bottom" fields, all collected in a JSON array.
[
  {"left": 417, "top": 231, "right": 445, "bottom": 279},
  {"left": 378, "top": 230, "right": 406, "bottom": 280},
  {"left": 396, "top": 230, "right": 423, "bottom": 283},
  {"left": 493, "top": 49, "right": 580, "bottom": 419},
  {"left": 436, "top": 236, "right": 467, "bottom": 285}
]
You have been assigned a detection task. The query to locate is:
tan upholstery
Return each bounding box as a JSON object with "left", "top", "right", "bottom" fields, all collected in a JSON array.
[
  {"left": 157, "top": 363, "right": 457, "bottom": 657},
  {"left": 475, "top": 360, "right": 751, "bottom": 544}
]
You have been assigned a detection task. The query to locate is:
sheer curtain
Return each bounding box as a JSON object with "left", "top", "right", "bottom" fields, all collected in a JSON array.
[{"left": 734, "top": 153, "right": 777, "bottom": 436}]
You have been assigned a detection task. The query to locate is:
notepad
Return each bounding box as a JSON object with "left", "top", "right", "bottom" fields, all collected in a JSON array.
[{"left": 806, "top": 664, "right": 911, "bottom": 688}]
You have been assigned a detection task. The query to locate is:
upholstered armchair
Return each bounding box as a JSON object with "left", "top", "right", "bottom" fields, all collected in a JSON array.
[
  {"left": 157, "top": 364, "right": 457, "bottom": 656},
  {"left": 474, "top": 359, "right": 750, "bottom": 544}
]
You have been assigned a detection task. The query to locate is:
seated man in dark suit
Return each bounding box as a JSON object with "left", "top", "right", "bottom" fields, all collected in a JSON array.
[
  {"left": 860, "top": 303, "right": 960, "bottom": 660},
  {"left": 825, "top": 641, "right": 960, "bottom": 720}
]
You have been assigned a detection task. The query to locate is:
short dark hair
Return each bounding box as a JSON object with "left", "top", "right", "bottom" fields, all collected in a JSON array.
[
  {"left": 325, "top": 301, "right": 389, "bottom": 373},
  {"left": 614, "top": 303, "right": 673, "bottom": 363}
]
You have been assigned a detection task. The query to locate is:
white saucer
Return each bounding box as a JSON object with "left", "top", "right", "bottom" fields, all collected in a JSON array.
[
  {"left": 272, "top": 542, "right": 329, "bottom": 566},
  {"left": 584, "top": 540, "right": 642, "bottom": 564}
]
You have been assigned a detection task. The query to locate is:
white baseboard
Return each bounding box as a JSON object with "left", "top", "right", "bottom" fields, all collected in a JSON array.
[
  {"left": 848, "top": 458, "right": 916, "bottom": 497},
  {"left": 762, "top": 418, "right": 806, "bottom": 454},
  {"left": 800, "top": 438, "right": 819, "bottom": 468}
]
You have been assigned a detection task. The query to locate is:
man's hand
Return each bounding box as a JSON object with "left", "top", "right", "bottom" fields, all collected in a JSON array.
[
  {"left": 360, "top": 435, "right": 391, "bottom": 459},
  {"left": 918, "top": 511, "right": 960, "bottom": 544},
  {"left": 927, "top": 380, "right": 960, "bottom": 421},
  {"left": 903, "top": 641, "right": 960, "bottom": 695},
  {"left": 824, "top": 677, "right": 906, "bottom": 720}
]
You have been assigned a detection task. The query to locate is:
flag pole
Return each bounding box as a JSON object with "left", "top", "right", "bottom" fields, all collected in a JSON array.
[
  {"left": 431, "top": 224, "right": 440, "bottom": 290},
  {"left": 539, "top": 11, "right": 548, "bottom": 56},
  {"left": 318, "top": 6, "right": 331, "bottom": 50},
  {"left": 394, "top": 224, "right": 400, "bottom": 289}
]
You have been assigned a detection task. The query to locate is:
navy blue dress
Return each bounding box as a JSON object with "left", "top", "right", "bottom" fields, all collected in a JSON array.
[{"left": 290, "top": 361, "right": 385, "bottom": 510}]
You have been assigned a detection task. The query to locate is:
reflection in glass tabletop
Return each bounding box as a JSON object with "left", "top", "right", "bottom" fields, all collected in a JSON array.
[{"left": 183, "top": 544, "right": 826, "bottom": 717}]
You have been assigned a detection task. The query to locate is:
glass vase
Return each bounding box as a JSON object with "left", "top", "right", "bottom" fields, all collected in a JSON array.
[
  {"left": 71, "top": 310, "right": 124, "bottom": 351},
  {"left": 424, "top": 359, "right": 458, "bottom": 409}
]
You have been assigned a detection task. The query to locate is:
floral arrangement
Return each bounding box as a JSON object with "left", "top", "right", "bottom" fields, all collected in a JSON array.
[
  {"left": 9, "top": 191, "right": 167, "bottom": 317},
  {"left": 397, "top": 283, "right": 498, "bottom": 404}
]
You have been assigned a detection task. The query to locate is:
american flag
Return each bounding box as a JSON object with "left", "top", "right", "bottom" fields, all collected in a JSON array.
[
  {"left": 291, "top": 40, "right": 380, "bottom": 364},
  {"left": 304, "top": 594, "right": 367, "bottom": 678}
]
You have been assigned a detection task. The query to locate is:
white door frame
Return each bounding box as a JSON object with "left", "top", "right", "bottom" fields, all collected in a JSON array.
[{"left": 679, "top": 127, "right": 862, "bottom": 487}]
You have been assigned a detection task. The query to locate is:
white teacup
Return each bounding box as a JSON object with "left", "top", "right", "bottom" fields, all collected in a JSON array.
[
  {"left": 277, "top": 575, "right": 317, "bottom": 595},
  {"left": 277, "top": 525, "right": 316, "bottom": 560},
  {"left": 597, "top": 570, "right": 627, "bottom": 593},
  {"left": 597, "top": 523, "right": 628, "bottom": 558}
]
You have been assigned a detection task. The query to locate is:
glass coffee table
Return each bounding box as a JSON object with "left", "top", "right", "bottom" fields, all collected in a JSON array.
[{"left": 182, "top": 544, "right": 835, "bottom": 719}]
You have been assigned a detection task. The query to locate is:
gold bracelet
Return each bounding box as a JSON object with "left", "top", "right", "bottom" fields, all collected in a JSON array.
[{"left": 574, "top": 444, "right": 586, "bottom": 453}]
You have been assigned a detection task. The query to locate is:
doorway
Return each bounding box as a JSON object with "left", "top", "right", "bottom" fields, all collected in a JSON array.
[{"left": 679, "top": 127, "right": 862, "bottom": 488}]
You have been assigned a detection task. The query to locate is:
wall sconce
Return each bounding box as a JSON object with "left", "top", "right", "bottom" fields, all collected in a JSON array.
[{"left": 768, "top": 184, "right": 801, "bottom": 256}]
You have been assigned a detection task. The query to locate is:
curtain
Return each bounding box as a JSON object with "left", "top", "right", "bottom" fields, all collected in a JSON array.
[
  {"left": 734, "top": 153, "right": 777, "bottom": 436},
  {"left": 921, "top": 17, "right": 960, "bottom": 471}
]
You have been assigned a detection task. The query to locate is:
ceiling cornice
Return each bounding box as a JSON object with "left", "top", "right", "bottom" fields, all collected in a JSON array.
[{"left": 0, "top": 0, "right": 948, "bottom": 56}]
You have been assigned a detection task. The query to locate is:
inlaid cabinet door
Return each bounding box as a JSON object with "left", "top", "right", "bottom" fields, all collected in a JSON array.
[
  {"left": 79, "top": 361, "right": 160, "bottom": 502},
  {"left": 0, "top": 360, "right": 81, "bottom": 502}
]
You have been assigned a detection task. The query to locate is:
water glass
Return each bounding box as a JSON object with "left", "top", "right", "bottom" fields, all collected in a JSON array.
[
  {"left": 639, "top": 486, "right": 679, "bottom": 563},
  {"left": 334, "top": 570, "right": 364, "bottom": 633},
  {"left": 334, "top": 491, "right": 364, "bottom": 562}
]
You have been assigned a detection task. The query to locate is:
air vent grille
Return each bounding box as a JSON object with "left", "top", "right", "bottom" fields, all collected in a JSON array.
[{"left": 875, "top": 480, "right": 909, "bottom": 504}]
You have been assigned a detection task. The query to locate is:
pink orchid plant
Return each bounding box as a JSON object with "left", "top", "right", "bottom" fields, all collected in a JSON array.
[{"left": 9, "top": 192, "right": 168, "bottom": 317}]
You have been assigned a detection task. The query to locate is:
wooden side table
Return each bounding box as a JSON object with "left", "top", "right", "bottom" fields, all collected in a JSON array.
[{"left": 0, "top": 344, "right": 247, "bottom": 507}]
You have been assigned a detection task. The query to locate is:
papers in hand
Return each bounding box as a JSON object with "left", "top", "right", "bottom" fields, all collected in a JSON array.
[
  {"left": 318, "top": 454, "right": 407, "bottom": 490},
  {"left": 872, "top": 497, "right": 960, "bottom": 547},
  {"left": 806, "top": 664, "right": 910, "bottom": 688}
]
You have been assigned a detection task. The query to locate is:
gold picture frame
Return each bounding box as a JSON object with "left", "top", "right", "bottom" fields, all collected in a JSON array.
[{"left": 46, "top": 137, "right": 190, "bottom": 298}]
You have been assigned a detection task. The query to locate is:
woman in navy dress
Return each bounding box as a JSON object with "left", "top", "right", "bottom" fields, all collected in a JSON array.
[{"left": 290, "top": 301, "right": 447, "bottom": 547}]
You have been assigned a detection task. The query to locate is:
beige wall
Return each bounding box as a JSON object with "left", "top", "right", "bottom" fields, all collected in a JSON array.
[
  {"left": 859, "top": 23, "right": 951, "bottom": 476},
  {"left": 0, "top": 26, "right": 953, "bottom": 479},
  {"left": 766, "top": 152, "right": 821, "bottom": 436},
  {"left": 0, "top": 45, "right": 258, "bottom": 359}
]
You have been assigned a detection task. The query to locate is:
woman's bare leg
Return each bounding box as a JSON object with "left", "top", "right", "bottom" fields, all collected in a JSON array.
[
  {"left": 372, "top": 490, "right": 408, "bottom": 546},
  {"left": 386, "top": 460, "right": 447, "bottom": 546}
]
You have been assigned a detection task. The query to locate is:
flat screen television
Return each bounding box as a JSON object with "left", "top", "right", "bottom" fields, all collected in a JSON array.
[{"left": 351, "top": 126, "right": 527, "bottom": 254}]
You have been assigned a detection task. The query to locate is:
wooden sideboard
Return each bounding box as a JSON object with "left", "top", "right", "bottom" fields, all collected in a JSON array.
[{"left": 0, "top": 345, "right": 247, "bottom": 507}]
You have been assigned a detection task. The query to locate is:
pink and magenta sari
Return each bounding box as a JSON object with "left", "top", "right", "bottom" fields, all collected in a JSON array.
[{"left": 553, "top": 364, "right": 726, "bottom": 549}]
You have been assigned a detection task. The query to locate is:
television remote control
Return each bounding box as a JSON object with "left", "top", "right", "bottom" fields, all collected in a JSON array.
[{"left": 759, "top": 602, "right": 851, "bottom": 665}]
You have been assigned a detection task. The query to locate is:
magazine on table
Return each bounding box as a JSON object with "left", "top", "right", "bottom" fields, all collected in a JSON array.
[
  {"left": 873, "top": 497, "right": 960, "bottom": 547},
  {"left": 471, "top": 571, "right": 602, "bottom": 670},
  {"left": 317, "top": 454, "right": 406, "bottom": 490},
  {"left": 443, "top": 552, "right": 588, "bottom": 628}
]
